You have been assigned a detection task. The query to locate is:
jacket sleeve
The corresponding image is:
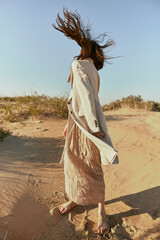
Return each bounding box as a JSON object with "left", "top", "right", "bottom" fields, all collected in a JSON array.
[{"left": 72, "top": 61, "right": 101, "bottom": 134}]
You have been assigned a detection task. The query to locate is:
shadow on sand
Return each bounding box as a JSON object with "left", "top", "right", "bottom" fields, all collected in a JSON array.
[
  {"left": 0, "top": 134, "right": 160, "bottom": 239},
  {"left": 0, "top": 135, "right": 65, "bottom": 176},
  {"left": 83, "top": 186, "right": 160, "bottom": 239},
  {"left": 0, "top": 194, "right": 76, "bottom": 240},
  {"left": 104, "top": 114, "right": 138, "bottom": 122}
]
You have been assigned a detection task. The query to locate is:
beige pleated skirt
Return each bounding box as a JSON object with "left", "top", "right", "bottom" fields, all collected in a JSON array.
[{"left": 60, "top": 113, "right": 105, "bottom": 205}]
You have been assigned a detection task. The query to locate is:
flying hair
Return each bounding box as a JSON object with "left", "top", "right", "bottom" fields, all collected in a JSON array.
[{"left": 52, "top": 7, "right": 115, "bottom": 71}]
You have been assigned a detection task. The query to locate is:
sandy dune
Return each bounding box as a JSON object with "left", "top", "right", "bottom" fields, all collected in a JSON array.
[{"left": 0, "top": 108, "right": 160, "bottom": 239}]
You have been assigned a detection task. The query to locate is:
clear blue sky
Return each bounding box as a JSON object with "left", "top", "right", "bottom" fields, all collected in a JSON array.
[{"left": 0, "top": 0, "right": 160, "bottom": 105}]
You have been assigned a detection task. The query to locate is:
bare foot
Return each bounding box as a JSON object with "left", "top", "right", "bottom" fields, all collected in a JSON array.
[
  {"left": 97, "top": 213, "right": 110, "bottom": 235},
  {"left": 59, "top": 200, "right": 78, "bottom": 215}
]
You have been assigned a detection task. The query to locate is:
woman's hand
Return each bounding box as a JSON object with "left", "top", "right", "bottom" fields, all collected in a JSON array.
[
  {"left": 63, "top": 124, "right": 68, "bottom": 137},
  {"left": 92, "top": 131, "right": 106, "bottom": 139}
]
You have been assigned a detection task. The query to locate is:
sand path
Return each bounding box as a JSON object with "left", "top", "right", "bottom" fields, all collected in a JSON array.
[{"left": 0, "top": 109, "right": 160, "bottom": 239}]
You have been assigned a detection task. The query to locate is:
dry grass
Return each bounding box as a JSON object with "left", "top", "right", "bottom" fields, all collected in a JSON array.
[
  {"left": 0, "top": 94, "right": 68, "bottom": 122},
  {"left": 102, "top": 95, "right": 160, "bottom": 112}
]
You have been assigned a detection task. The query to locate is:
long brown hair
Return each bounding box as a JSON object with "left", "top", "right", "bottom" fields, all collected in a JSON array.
[{"left": 52, "top": 8, "right": 115, "bottom": 71}]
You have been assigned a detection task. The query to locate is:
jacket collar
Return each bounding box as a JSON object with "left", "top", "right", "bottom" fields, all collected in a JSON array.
[{"left": 86, "top": 58, "right": 94, "bottom": 64}]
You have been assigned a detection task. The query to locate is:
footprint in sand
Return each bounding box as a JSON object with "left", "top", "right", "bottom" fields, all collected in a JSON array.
[
  {"left": 110, "top": 220, "right": 139, "bottom": 239},
  {"left": 27, "top": 173, "right": 39, "bottom": 186}
]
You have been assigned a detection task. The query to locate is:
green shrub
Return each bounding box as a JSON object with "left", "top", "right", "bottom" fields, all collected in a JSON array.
[{"left": 0, "top": 128, "right": 10, "bottom": 141}]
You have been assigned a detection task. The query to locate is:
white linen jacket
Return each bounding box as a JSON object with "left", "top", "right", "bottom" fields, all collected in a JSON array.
[{"left": 67, "top": 58, "right": 119, "bottom": 165}]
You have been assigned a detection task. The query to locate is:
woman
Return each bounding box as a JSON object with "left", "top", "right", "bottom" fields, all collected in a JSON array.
[{"left": 52, "top": 8, "right": 119, "bottom": 235}]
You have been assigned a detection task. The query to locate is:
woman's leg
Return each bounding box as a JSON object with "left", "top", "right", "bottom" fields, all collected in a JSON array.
[
  {"left": 97, "top": 201, "right": 109, "bottom": 234},
  {"left": 59, "top": 199, "right": 109, "bottom": 234}
]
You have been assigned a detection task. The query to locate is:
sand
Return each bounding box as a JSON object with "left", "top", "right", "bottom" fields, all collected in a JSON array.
[{"left": 0, "top": 108, "right": 160, "bottom": 240}]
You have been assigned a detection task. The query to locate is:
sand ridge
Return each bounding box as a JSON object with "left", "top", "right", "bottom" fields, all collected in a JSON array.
[{"left": 0, "top": 108, "right": 160, "bottom": 239}]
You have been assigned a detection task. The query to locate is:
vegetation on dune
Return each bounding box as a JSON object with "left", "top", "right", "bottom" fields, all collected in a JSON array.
[
  {"left": 0, "top": 93, "right": 159, "bottom": 123},
  {"left": 0, "top": 93, "right": 68, "bottom": 122},
  {"left": 102, "top": 95, "right": 160, "bottom": 112}
]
